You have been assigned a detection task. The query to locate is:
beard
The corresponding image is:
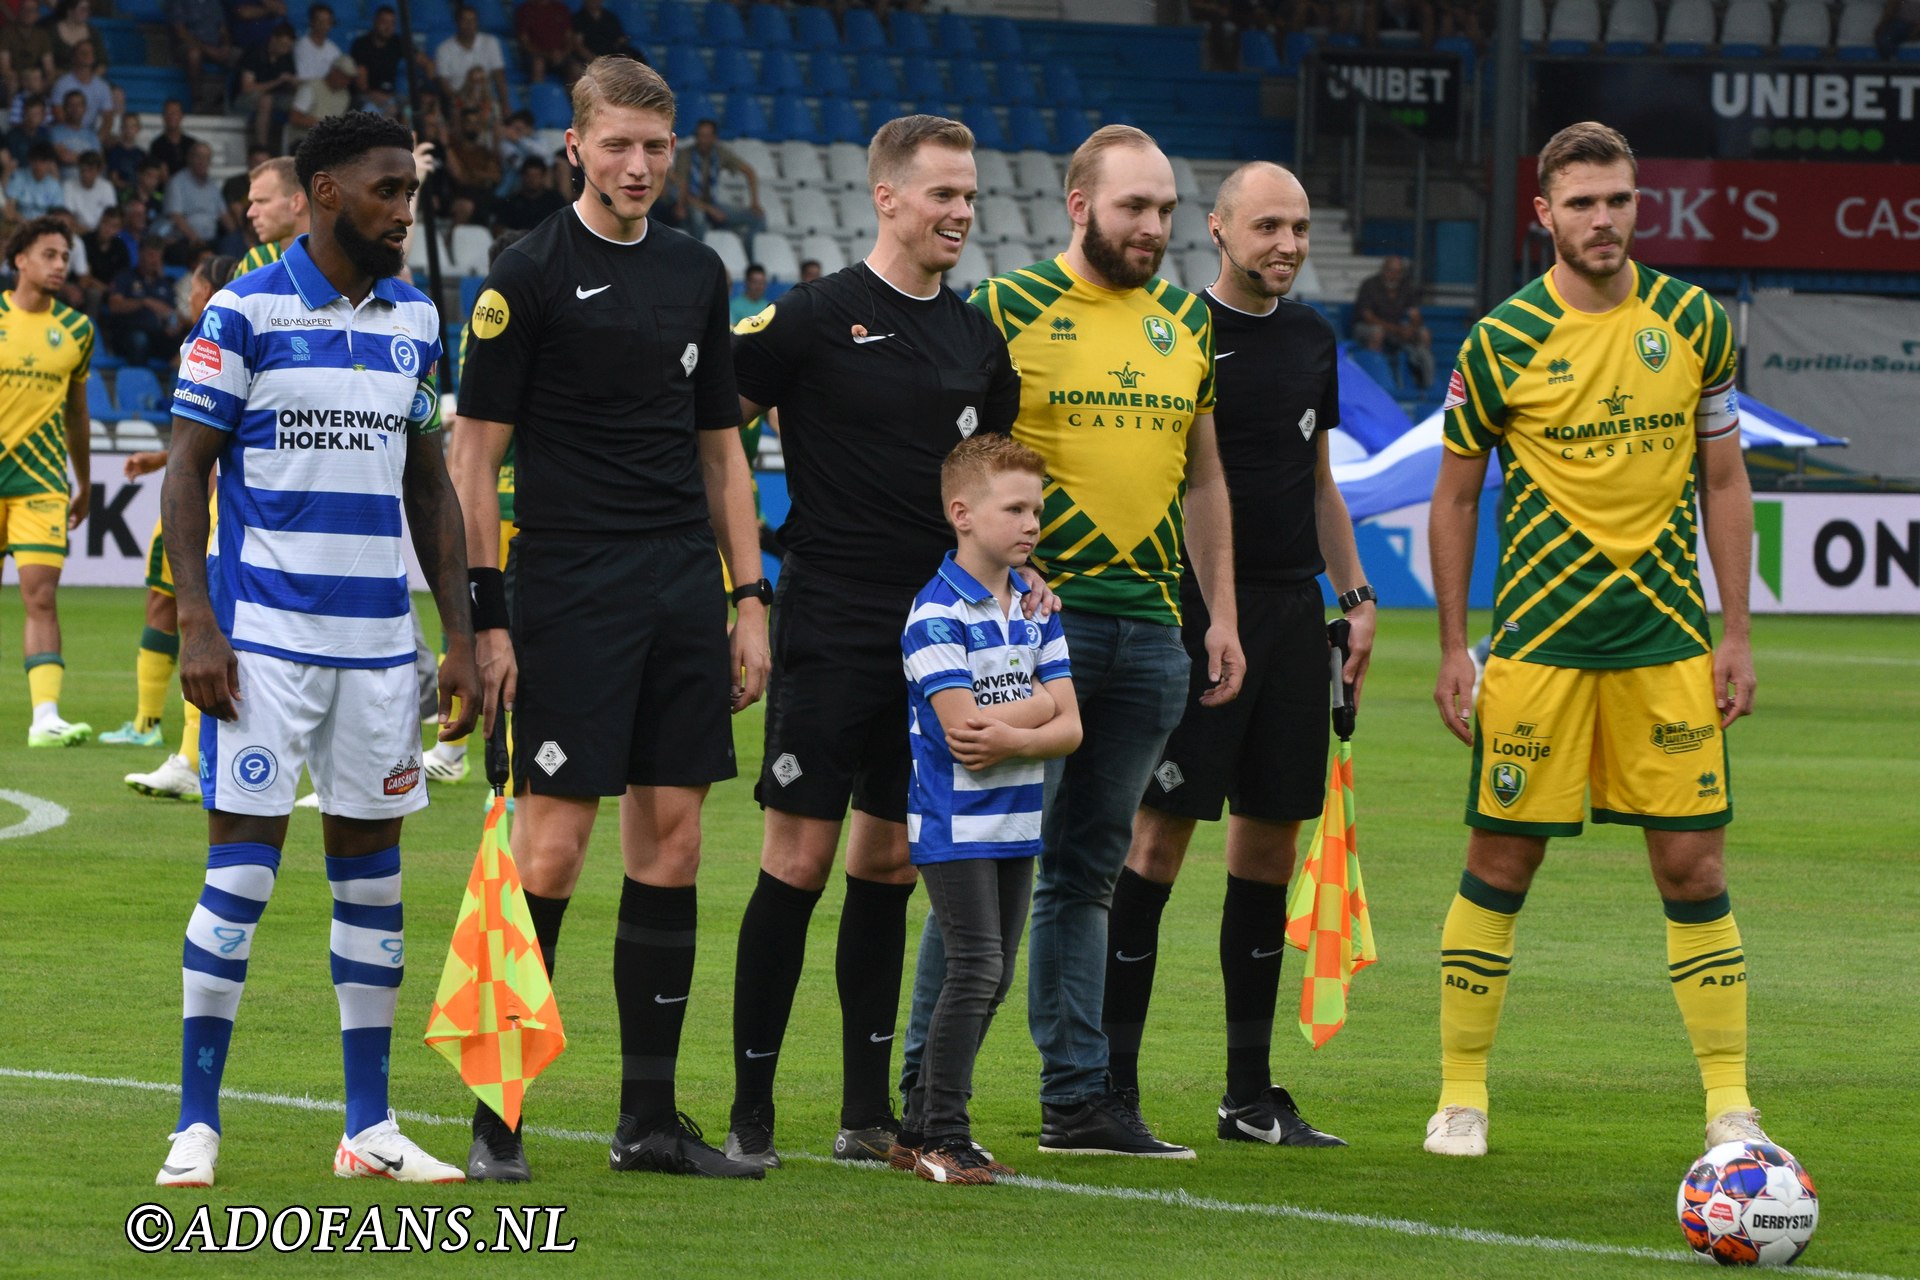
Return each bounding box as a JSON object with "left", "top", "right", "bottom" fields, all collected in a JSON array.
[
  {"left": 1082, "top": 205, "right": 1164, "bottom": 291},
  {"left": 1553, "top": 221, "right": 1632, "bottom": 284},
  {"left": 334, "top": 210, "right": 405, "bottom": 280}
]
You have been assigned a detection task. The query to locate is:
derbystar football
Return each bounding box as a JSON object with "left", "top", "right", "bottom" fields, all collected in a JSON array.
[{"left": 1677, "top": 1141, "right": 1819, "bottom": 1266}]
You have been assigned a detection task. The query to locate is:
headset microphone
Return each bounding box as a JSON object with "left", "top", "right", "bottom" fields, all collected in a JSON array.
[
  {"left": 1213, "top": 228, "right": 1263, "bottom": 283},
  {"left": 570, "top": 148, "right": 615, "bottom": 208}
]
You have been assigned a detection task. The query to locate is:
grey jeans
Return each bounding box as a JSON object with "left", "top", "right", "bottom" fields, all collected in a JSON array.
[{"left": 904, "top": 856, "right": 1034, "bottom": 1144}]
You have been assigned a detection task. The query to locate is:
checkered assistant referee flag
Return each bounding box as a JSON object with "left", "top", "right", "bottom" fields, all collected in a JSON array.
[
  {"left": 1284, "top": 620, "right": 1378, "bottom": 1048},
  {"left": 423, "top": 715, "right": 565, "bottom": 1128}
]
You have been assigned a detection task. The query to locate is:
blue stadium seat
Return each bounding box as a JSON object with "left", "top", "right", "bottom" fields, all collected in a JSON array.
[
  {"left": 900, "top": 55, "right": 943, "bottom": 100},
  {"left": 747, "top": 3, "right": 792, "bottom": 48},
  {"left": 112, "top": 0, "right": 169, "bottom": 19},
  {"left": 769, "top": 93, "right": 817, "bottom": 141},
  {"left": 712, "top": 47, "right": 757, "bottom": 92},
  {"left": 854, "top": 52, "right": 899, "bottom": 99},
  {"left": 948, "top": 58, "right": 992, "bottom": 103},
  {"left": 936, "top": 12, "right": 977, "bottom": 55},
  {"left": 890, "top": 10, "right": 931, "bottom": 51},
  {"left": 1433, "top": 34, "right": 1476, "bottom": 75},
  {"left": 962, "top": 104, "right": 1005, "bottom": 150},
  {"left": 760, "top": 49, "right": 806, "bottom": 94},
  {"left": 654, "top": 0, "right": 698, "bottom": 45},
  {"left": 87, "top": 376, "right": 114, "bottom": 421},
  {"left": 663, "top": 45, "right": 710, "bottom": 91},
  {"left": 95, "top": 19, "right": 146, "bottom": 64},
  {"left": 1345, "top": 344, "right": 1402, "bottom": 394},
  {"left": 529, "top": 80, "right": 571, "bottom": 128},
  {"left": 1055, "top": 108, "right": 1098, "bottom": 150},
  {"left": 809, "top": 51, "right": 852, "bottom": 97},
  {"left": 677, "top": 91, "right": 718, "bottom": 129},
  {"left": 610, "top": 0, "right": 648, "bottom": 37},
  {"left": 1280, "top": 31, "right": 1318, "bottom": 71},
  {"left": 820, "top": 96, "right": 866, "bottom": 143},
  {"left": 706, "top": 1, "right": 746, "bottom": 44},
  {"left": 1044, "top": 62, "right": 1083, "bottom": 108},
  {"left": 980, "top": 16, "right": 1022, "bottom": 58},
  {"left": 723, "top": 90, "right": 769, "bottom": 139},
  {"left": 115, "top": 367, "right": 170, "bottom": 422},
  {"left": 912, "top": 98, "right": 950, "bottom": 121},
  {"left": 843, "top": 8, "right": 885, "bottom": 52},
  {"left": 792, "top": 6, "right": 839, "bottom": 51},
  {"left": 995, "top": 59, "right": 1037, "bottom": 104},
  {"left": 1007, "top": 106, "right": 1051, "bottom": 152}
]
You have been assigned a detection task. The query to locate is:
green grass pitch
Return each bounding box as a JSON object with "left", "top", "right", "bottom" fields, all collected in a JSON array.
[{"left": 0, "top": 590, "right": 1914, "bottom": 1278}]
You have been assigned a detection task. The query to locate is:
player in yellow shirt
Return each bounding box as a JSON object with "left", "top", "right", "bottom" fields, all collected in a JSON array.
[
  {"left": 1, "top": 216, "right": 95, "bottom": 747},
  {"left": 1424, "top": 122, "right": 1764, "bottom": 1158},
  {"left": 236, "top": 156, "right": 309, "bottom": 277}
]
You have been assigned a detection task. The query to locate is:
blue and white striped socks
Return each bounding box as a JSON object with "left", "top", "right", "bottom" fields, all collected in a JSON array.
[
  {"left": 178, "top": 842, "right": 281, "bottom": 1133},
  {"left": 328, "top": 846, "right": 405, "bottom": 1139}
]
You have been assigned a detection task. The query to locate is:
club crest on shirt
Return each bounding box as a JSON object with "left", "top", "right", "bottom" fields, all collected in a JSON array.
[
  {"left": 957, "top": 405, "right": 978, "bottom": 438},
  {"left": 390, "top": 335, "right": 419, "bottom": 378},
  {"left": 1634, "top": 327, "right": 1670, "bottom": 373},
  {"left": 1142, "top": 315, "right": 1176, "bottom": 356},
  {"left": 1298, "top": 408, "right": 1316, "bottom": 441},
  {"left": 681, "top": 342, "right": 699, "bottom": 376}
]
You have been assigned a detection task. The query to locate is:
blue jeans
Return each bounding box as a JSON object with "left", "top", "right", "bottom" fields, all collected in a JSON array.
[{"left": 903, "top": 611, "right": 1190, "bottom": 1107}]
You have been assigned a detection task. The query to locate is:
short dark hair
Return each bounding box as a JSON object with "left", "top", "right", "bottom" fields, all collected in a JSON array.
[
  {"left": 744, "top": 262, "right": 765, "bottom": 276},
  {"left": 27, "top": 140, "right": 56, "bottom": 164},
  {"left": 695, "top": 117, "right": 718, "bottom": 131},
  {"left": 308, "top": 1, "right": 333, "bottom": 16},
  {"left": 294, "top": 110, "right": 415, "bottom": 194},
  {"left": 197, "top": 252, "right": 240, "bottom": 289},
  {"left": 6, "top": 215, "right": 70, "bottom": 266},
  {"left": 271, "top": 20, "right": 297, "bottom": 38},
  {"left": 63, "top": 89, "right": 85, "bottom": 107},
  {"left": 521, "top": 155, "right": 547, "bottom": 171},
  {"left": 139, "top": 232, "right": 168, "bottom": 252},
  {"left": 799, "top": 258, "right": 820, "bottom": 272},
  {"left": 164, "top": 97, "right": 184, "bottom": 111},
  {"left": 79, "top": 150, "right": 103, "bottom": 167},
  {"left": 1538, "top": 121, "right": 1636, "bottom": 196},
  {"left": 374, "top": 3, "right": 394, "bottom": 12},
  {"left": 508, "top": 109, "right": 533, "bottom": 127},
  {"left": 488, "top": 228, "right": 526, "bottom": 267},
  {"left": 21, "top": 92, "right": 45, "bottom": 111}
]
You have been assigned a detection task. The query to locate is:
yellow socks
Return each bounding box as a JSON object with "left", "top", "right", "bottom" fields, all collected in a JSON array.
[
  {"left": 1666, "top": 893, "right": 1750, "bottom": 1120},
  {"left": 180, "top": 702, "right": 202, "bottom": 771},
  {"left": 136, "top": 627, "right": 179, "bottom": 732},
  {"left": 1438, "top": 870, "right": 1524, "bottom": 1113},
  {"left": 25, "top": 653, "right": 62, "bottom": 718}
]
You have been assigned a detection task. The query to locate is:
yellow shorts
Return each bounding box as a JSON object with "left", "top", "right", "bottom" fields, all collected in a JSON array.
[
  {"left": 0, "top": 491, "right": 69, "bottom": 569},
  {"left": 500, "top": 519, "right": 517, "bottom": 574},
  {"left": 145, "top": 517, "right": 173, "bottom": 595},
  {"left": 1469, "top": 652, "right": 1732, "bottom": 836}
]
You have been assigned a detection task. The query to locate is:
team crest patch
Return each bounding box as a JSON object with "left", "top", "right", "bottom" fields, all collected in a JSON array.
[
  {"left": 1442, "top": 369, "right": 1467, "bottom": 411},
  {"left": 534, "top": 740, "right": 567, "bottom": 775},
  {"left": 771, "top": 753, "right": 802, "bottom": 787},
  {"left": 681, "top": 342, "right": 700, "bottom": 376},
  {"left": 232, "top": 746, "right": 278, "bottom": 793},
  {"left": 1142, "top": 315, "right": 1176, "bottom": 356},
  {"left": 1154, "top": 760, "right": 1185, "bottom": 792},
  {"left": 1489, "top": 761, "right": 1526, "bottom": 808},
  {"left": 1634, "top": 327, "right": 1670, "bottom": 372},
  {"left": 1298, "top": 408, "right": 1317, "bottom": 441},
  {"left": 732, "top": 304, "right": 775, "bottom": 335},
  {"left": 957, "top": 405, "right": 978, "bottom": 438},
  {"left": 383, "top": 755, "right": 421, "bottom": 796},
  {"left": 46, "top": 326, "right": 63, "bottom": 348},
  {"left": 390, "top": 335, "right": 419, "bottom": 377},
  {"left": 185, "top": 337, "right": 222, "bottom": 382}
]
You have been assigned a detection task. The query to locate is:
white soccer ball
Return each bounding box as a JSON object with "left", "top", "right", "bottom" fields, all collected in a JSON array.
[{"left": 1677, "top": 1140, "right": 1819, "bottom": 1266}]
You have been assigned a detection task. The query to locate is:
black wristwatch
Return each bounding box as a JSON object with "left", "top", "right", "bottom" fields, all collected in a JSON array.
[
  {"left": 730, "top": 578, "right": 773, "bottom": 607},
  {"left": 1337, "top": 584, "right": 1377, "bottom": 613}
]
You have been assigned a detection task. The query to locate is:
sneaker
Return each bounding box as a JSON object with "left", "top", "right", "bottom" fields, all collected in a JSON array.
[
  {"left": 101, "top": 720, "right": 164, "bottom": 747},
  {"left": 972, "top": 1142, "right": 1016, "bottom": 1178},
  {"left": 1423, "top": 1105, "right": 1489, "bottom": 1157},
  {"left": 156, "top": 1123, "right": 219, "bottom": 1188},
  {"left": 610, "top": 1112, "right": 764, "bottom": 1179},
  {"left": 915, "top": 1137, "right": 996, "bottom": 1185},
  {"left": 334, "top": 1110, "right": 466, "bottom": 1183},
  {"left": 28, "top": 717, "right": 91, "bottom": 748},
  {"left": 425, "top": 745, "right": 470, "bottom": 784},
  {"left": 833, "top": 1113, "right": 900, "bottom": 1163},
  {"left": 886, "top": 1129, "right": 923, "bottom": 1172},
  {"left": 1218, "top": 1087, "right": 1347, "bottom": 1147},
  {"left": 126, "top": 753, "right": 201, "bottom": 800},
  {"left": 466, "top": 1109, "right": 530, "bottom": 1182},
  {"left": 1705, "top": 1108, "right": 1772, "bottom": 1151},
  {"left": 723, "top": 1105, "right": 782, "bottom": 1170},
  {"left": 1037, "top": 1091, "right": 1195, "bottom": 1158}
]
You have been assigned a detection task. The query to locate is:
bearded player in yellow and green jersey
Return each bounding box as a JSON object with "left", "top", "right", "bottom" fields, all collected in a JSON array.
[
  {"left": 1, "top": 215, "right": 95, "bottom": 747},
  {"left": 1424, "top": 122, "right": 1766, "bottom": 1160}
]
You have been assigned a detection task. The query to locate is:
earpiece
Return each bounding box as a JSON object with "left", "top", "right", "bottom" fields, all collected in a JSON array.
[{"left": 570, "top": 147, "right": 613, "bottom": 208}]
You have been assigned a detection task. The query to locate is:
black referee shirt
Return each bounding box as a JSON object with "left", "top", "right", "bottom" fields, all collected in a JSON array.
[
  {"left": 456, "top": 205, "right": 739, "bottom": 535},
  {"left": 1201, "top": 287, "right": 1341, "bottom": 588},
  {"left": 732, "top": 263, "right": 1020, "bottom": 590}
]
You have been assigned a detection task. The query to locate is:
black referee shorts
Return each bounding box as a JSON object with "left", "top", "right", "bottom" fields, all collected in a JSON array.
[
  {"left": 511, "top": 526, "right": 737, "bottom": 797},
  {"left": 1141, "top": 581, "right": 1331, "bottom": 824},
  {"left": 755, "top": 556, "right": 916, "bottom": 824}
]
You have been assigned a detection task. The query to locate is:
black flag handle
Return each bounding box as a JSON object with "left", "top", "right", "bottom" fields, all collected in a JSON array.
[
  {"left": 1328, "top": 617, "right": 1356, "bottom": 743},
  {"left": 485, "top": 689, "right": 510, "bottom": 795}
]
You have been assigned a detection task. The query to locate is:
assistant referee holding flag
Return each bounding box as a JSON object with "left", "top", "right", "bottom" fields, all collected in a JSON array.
[
  {"left": 720, "top": 114, "right": 1022, "bottom": 1168},
  {"left": 449, "top": 56, "right": 770, "bottom": 1182}
]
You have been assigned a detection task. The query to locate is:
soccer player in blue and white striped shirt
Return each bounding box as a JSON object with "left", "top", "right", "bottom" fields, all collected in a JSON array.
[
  {"left": 154, "top": 113, "right": 480, "bottom": 1189},
  {"left": 897, "top": 434, "right": 1080, "bottom": 1185}
]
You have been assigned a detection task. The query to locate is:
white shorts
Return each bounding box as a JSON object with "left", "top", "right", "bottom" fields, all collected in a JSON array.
[{"left": 202, "top": 650, "right": 429, "bottom": 819}]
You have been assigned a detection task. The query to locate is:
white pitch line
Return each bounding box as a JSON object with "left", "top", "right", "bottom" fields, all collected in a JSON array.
[
  {"left": 0, "top": 789, "right": 69, "bottom": 841},
  {"left": 3, "top": 1066, "right": 1903, "bottom": 1280}
]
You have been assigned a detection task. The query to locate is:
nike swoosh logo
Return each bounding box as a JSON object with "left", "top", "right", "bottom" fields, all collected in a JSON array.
[
  {"left": 1115, "top": 951, "right": 1153, "bottom": 963},
  {"left": 1237, "top": 1117, "right": 1283, "bottom": 1142},
  {"left": 1215, "top": 350, "right": 1236, "bottom": 360},
  {"left": 372, "top": 1153, "right": 405, "bottom": 1171},
  {"left": 869, "top": 1032, "right": 894, "bottom": 1043},
  {"left": 852, "top": 333, "right": 894, "bottom": 344},
  {"left": 744, "top": 1048, "right": 777, "bottom": 1059},
  {"left": 1252, "top": 946, "right": 1286, "bottom": 959},
  {"left": 576, "top": 284, "right": 611, "bottom": 299},
  {"left": 159, "top": 1163, "right": 197, "bottom": 1175},
  {"left": 653, "top": 994, "right": 688, "bottom": 1004}
]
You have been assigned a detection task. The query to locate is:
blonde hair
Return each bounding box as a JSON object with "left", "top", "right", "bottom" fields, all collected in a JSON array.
[
  {"left": 1538, "top": 121, "right": 1636, "bottom": 196},
  {"left": 867, "top": 113, "right": 974, "bottom": 189},
  {"left": 1063, "top": 123, "right": 1158, "bottom": 202},
  {"left": 249, "top": 155, "right": 299, "bottom": 195},
  {"left": 942, "top": 433, "right": 1048, "bottom": 509},
  {"left": 571, "top": 55, "right": 675, "bottom": 135}
]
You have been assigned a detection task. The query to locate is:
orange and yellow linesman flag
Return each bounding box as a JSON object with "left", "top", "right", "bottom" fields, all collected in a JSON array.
[
  {"left": 1284, "top": 738, "right": 1377, "bottom": 1048},
  {"left": 423, "top": 797, "right": 565, "bottom": 1128}
]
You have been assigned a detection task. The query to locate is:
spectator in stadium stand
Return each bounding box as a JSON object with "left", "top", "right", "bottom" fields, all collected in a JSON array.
[
  {"left": 292, "top": 2, "right": 340, "bottom": 83},
  {"left": 4, "top": 92, "right": 49, "bottom": 166},
  {"left": 8, "top": 66, "right": 48, "bottom": 127},
  {"left": 120, "top": 183, "right": 155, "bottom": 241},
  {"left": 441, "top": 102, "right": 502, "bottom": 212},
  {"left": 569, "top": 0, "right": 633, "bottom": 63},
  {"left": 435, "top": 4, "right": 509, "bottom": 119},
  {"left": 672, "top": 118, "right": 764, "bottom": 256},
  {"left": 105, "top": 231, "right": 184, "bottom": 362},
  {"left": 1366, "top": 0, "right": 1434, "bottom": 43},
  {"left": 495, "top": 108, "right": 540, "bottom": 191},
  {"left": 1435, "top": 0, "right": 1487, "bottom": 48},
  {"left": 5, "top": 139, "right": 63, "bottom": 218},
  {"left": 226, "top": 0, "right": 289, "bottom": 55},
  {"left": 797, "top": 257, "right": 820, "bottom": 282},
  {"left": 232, "top": 20, "right": 298, "bottom": 151},
  {"left": 169, "top": 0, "right": 236, "bottom": 105},
  {"left": 49, "top": 39, "right": 109, "bottom": 129},
  {"left": 83, "top": 198, "right": 129, "bottom": 287},
  {"left": 43, "top": 0, "right": 107, "bottom": 74},
  {"left": 492, "top": 152, "right": 561, "bottom": 230},
  {"left": 163, "top": 139, "right": 227, "bottom": 254},
  {"left": 727, "top": 261, "right": 766, "bottom": 325},
  {"left": 515, "top": 0, "right": 574, "bottom": 85},
  {"left": 455, "top": 64, "right": 502, "bottom": 132},
  {"left": 103, "top": 109, "right": 142, "bottom": 189},
  {"left": 1353, "top": 254, "right": 1435, "bottom": 388},
  {"left": 60, "top": 146, "right": 112, "bottom": 228},
  {"left": 46, "top": 90, "right": 92, "bottom": 176},
  {"left": 350, "top": 6, "right": 408, "bottom": 116},
  {"left": 147, "top": 99, "right": 199, "bottom": 178},
  {"left": 1876, "top": 0, "right": 1920, "bottom": 57},
  {"left": 285, "top": 55, "right": 353, "bottom": 151},
  {"left": 1, "top": 14, "right": 56, "bottom": 98}
]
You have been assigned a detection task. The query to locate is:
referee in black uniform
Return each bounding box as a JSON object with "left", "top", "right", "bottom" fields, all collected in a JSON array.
[
  {"left": 1100, "top": 161, "right": 1376, "bottom": 1148},
  {"left": 448, "top": 56, "right": 770, "bottom": 1182},
  {"left": 720, "top": 115, "right": 1023, "bottom": 1168}
]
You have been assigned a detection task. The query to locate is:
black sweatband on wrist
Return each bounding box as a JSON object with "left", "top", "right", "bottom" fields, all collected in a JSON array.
[{"left": 469, "top": 567, "right": 509, "bottom": 631}]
